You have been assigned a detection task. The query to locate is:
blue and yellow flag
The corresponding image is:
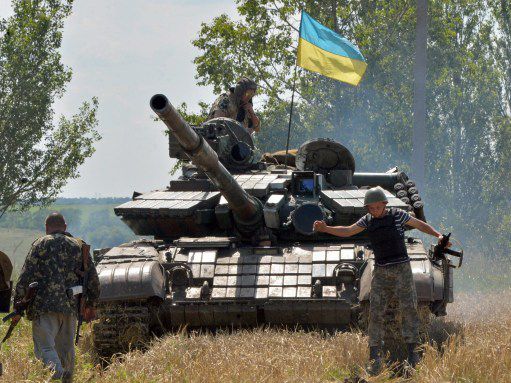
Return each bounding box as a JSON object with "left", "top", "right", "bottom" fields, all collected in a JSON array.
[{"left": 297, "top": 11, "right": 367, "bottom": 86}]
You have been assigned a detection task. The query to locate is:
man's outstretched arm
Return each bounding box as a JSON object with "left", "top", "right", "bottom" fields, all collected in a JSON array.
[
  {"left": 313, "top": 221, "right": 365, "bottom": 237},
  {"left": 406, "top": 216, "right": 451, "bottom": 245}
]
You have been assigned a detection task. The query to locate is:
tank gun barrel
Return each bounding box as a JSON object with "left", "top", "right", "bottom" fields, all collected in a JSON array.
[{"left": 150, "top": 94, "right": 263, "bottom": 232}]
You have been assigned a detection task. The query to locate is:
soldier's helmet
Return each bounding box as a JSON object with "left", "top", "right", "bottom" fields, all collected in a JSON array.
[
  {"left": 236, "top": 77, "right": 257, "bottom": 91},
  {"left": 363, "top": 186, "right": 388, "bottom": 206},
  {"left": 233, "top": 77, "right": 258, "bottom": 102}
]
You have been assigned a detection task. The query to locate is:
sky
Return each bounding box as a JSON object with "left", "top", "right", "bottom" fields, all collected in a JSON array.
[{"left": 0, "top": 0, "right": 238, "bottom": 197}]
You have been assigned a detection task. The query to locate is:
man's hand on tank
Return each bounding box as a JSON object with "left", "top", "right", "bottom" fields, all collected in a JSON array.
[
  {"left": 313, "top": 220, "right": 326, "bottom": 232},
  {"left": 437, "top": 235, "right": 452, "bottom": 247}
]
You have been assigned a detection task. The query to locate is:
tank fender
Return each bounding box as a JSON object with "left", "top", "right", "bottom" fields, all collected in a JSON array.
[{"left": 97, "top": 260, "right": 166, "bottom": 302}]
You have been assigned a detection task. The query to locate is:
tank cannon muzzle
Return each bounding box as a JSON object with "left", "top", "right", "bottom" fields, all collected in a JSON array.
[{"left": 150, "top": 94, "right": 263, "bottom": 235}]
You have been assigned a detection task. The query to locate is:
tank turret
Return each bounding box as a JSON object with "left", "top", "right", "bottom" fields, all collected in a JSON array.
[{"left": 150, "top": 94, "right": 263, "bottom": 235}]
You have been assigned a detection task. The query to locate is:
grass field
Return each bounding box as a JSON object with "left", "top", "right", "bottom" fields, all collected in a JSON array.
[
  {"left": 1, "top": 290, "right": 510, "bottom": 382},
  {"left": 1, "top": 203, "right": 509, "bottom": 382},
  {"left": 0, "top": 228, "right": 44, "bottom": 272}
]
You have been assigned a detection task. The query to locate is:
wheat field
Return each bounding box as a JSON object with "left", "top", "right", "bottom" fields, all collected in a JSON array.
[{"left": 1, "top": 289, "right": 510, "bottom": 382}]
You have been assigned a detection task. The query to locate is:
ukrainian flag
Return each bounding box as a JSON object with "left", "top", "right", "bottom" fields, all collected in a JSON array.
[{"left": 297, "top": 11, "right": 367, "bottom": 86}]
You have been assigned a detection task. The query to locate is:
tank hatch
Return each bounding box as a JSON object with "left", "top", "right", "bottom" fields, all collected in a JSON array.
[{"left": 296, "top": 139, "right": 355, "bottom": 175}]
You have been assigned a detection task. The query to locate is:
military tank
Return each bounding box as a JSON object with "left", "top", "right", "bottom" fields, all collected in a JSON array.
[{"left": 92, "top": 94, "right": 462, "bottom": 356}]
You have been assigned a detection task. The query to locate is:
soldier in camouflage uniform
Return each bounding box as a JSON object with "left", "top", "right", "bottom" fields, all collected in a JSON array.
[
  {"left": 12, "top": 212, "right": 100, "bottom": 382},
  {"left": 313, "top": 187, "right": 449, "bottom": 375},
  {"left": 207, "top": 77, "right": 260, "bottom": 134}
]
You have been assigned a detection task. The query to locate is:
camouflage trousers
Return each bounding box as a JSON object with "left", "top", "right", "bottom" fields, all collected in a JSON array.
[{"left": 368, "top": 261, "right": 420, "bottom": 347}]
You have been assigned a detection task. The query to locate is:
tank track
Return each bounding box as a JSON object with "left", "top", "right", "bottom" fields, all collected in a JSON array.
[{"left": 93, "top": 302, "right": 151, "bottom": 357}]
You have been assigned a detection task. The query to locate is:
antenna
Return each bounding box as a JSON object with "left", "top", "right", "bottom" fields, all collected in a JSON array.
[{"left": 284, "top": 64, "right": 298, "bottom": 169}]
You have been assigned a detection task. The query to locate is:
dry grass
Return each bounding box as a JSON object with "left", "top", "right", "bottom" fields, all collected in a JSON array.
[{"left": 2, "top": 290, "right": 511, "bottom": 382}]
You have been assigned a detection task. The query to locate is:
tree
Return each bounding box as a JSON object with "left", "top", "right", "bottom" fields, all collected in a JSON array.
[
  {"left": 486, "top": 0, "right": 511, "bottom": 253},
  {"left": 490, "top": 0, "right": 511, "bottom": 113},
  {"left": 193, "top": 1, "right": 419, "bottom": 165},
  {"left": 0, "top": 0, "right": 100, "bottom": 219},
  {"left": 192, "top": 0, "right": 511, "bottom": 255},
  {"left": 424, "top": 0, "right": 511, "bottom": 255}
]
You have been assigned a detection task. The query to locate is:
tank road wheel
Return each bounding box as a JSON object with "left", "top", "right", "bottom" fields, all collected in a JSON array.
[{"left": 93, "top": 302, "right": 151, "bottom": 357}]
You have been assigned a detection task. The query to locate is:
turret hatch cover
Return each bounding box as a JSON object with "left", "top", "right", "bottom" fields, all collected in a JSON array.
[{"left": 296, "top": 139, "right": 355, "bottom": 175}]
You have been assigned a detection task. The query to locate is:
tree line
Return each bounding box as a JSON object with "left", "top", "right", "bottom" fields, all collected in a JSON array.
[{"left": 0, "top": 198, "right": 137, "bottom": 250}]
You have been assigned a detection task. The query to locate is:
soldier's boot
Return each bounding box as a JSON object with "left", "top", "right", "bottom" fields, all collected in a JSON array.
[
  {"left": 367, "top": 346, "right": 382, "bottom": 376},
  {"left": 51, "top": 370, "right": 64, "bottom": 381},
  {"left": 61, "top": 371, "right": 73, "bottom": 383},
  {"left": 406, "top": 343, "right": 420, "bottom": 368},
  {"left": 403, "top": 343, "right": 420, "bottom": 377}
]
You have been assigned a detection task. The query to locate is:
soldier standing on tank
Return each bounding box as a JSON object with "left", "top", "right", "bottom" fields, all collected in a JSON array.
[
  {"left": 207, "top": 77, "right": 261, "bottom": 134},
  {"left": 11, "top": 212, "right": 100, "bottom": 382},
  {"left": 313, "top": 186, "right": 450, "bottom": 375}
]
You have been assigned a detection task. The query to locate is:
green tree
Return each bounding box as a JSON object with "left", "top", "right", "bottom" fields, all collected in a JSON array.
[
  {"left": 424, "top": 0, "right": 511, "bottom": 255},
  {"left": 193, "top": 0, "right": 418, "bottom": 164},
  {"left": 486, "top": 0, "right": 511, "bottom": 254},
  {"left": 0, "top": 0, "right": 100, "bottom": 219},
  {"left": 192, "top": 0, "right": 511, "bottom": 255},
  {"left": 490, "top": 0, "right": 511, "bottom": 112}
]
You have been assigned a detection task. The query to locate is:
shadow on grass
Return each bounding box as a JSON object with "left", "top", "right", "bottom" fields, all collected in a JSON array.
[{"left": 427, "top": 316, "right": 465, "bottom": 352}]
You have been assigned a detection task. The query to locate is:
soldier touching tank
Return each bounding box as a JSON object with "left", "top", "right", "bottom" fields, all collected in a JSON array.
[
  {"left": 313, "top": 186, "right": 450, "bottom": 375},
  {"left": 207, "top": 77, "right": 260, "bottom": 134},
  {"left": 11, "top": 212, "right": 100, "bottom": 382}
]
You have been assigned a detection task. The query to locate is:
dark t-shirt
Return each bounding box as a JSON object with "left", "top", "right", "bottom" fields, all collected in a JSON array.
[
  {"left": 355, "top": 208, "right": 411, "bottom": 234},
  {"left": 356, "top": 208, "right": 412, "bottom": 266}
]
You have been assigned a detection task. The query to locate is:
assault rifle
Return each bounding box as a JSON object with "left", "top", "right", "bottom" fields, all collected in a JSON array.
[
  {"left": 432, "top": 233, "right": 464, "bottom": 268},
  {"left": 2, "top": 281, "right": 39, "bottom": 343},
  {"left": 75, "top": 243, "right": 95, "bottom": 345}
]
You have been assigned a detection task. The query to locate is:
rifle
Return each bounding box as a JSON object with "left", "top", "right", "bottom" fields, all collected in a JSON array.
[
  {"left": 2, "top": 281, "right": 39, "bottom": 343},
  {"left": 432, "top": 233, "right": 464, "bottom": 268},
  {"left": 75, "top": 243, "right": 94, "bottom": 345}
]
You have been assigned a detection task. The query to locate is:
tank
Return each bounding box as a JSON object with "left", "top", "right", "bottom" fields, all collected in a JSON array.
[{"left": 92, "top": 94, "right": 462, "bottom": 356}]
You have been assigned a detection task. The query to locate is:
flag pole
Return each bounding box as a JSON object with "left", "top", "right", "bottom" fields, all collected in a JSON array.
[{"left": 284, "top": 64, "right": 298, "bottom": 169}]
